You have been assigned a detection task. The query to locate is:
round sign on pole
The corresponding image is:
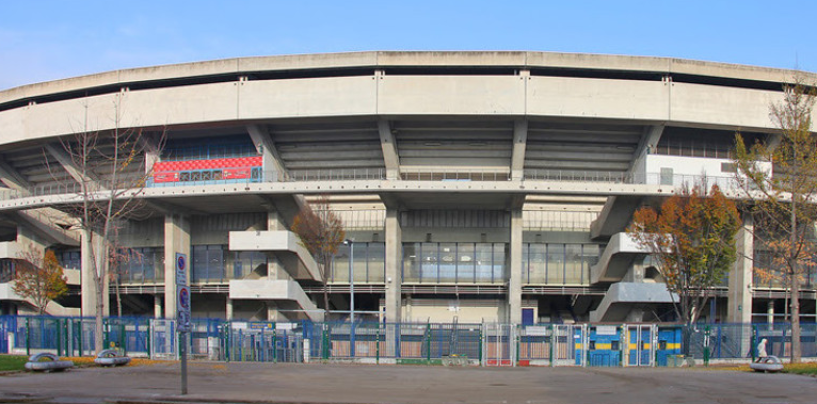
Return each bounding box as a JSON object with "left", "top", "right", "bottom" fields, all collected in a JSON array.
[{"left": 179, "top": 286, "right": 190, "bottom": 310}]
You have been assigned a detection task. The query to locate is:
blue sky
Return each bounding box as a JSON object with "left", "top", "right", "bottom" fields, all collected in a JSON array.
[{"left": 1, "top": 0, "right": 815, "bottom": 90}]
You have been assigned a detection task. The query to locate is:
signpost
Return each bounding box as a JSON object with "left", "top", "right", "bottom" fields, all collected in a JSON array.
[{"left": 175, "top": 253, "right": 189, "bottom": 395}]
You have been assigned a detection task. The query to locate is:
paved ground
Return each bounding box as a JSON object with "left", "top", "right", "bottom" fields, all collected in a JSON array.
[{"left": 1, "top": 361, "right": 815, "bottom": 404}]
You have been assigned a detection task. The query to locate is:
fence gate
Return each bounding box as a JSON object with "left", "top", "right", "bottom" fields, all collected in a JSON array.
[
  {"left": 482, "top": 323, "right": 515, "bottom": 366},
  {"left": 552, "top": 324, "right": 587, "bottom": 367},
  {"left": 0, "top": 316, "right": 11, "bottom": 353},
  {"left": 150, "top": 319, "right": 177, "bottom": 359},
  {"left": 625, "top": 324, "right": 656, "bottom": 367}
]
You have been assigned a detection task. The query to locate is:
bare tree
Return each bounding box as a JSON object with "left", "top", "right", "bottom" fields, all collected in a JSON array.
[
  {"left": 290, "top": 196, "right": 345, "bottom": 319},
  {"left": 734, "top": 76, "right": 817, "bottom": 363},
  {"left": 13, "top": 247, "right": 68, "bottom": 315},
  {"left": 53, "top": 100, "right": 163, "bottom": 352}
]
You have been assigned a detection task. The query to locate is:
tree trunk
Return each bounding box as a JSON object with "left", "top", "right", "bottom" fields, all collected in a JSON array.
[
  {"left": 95, "top": 277, "right": 104, "bottom": 354},
  {"left": 114, "top": 274, "right": 122, "bottom": 317},
  {"left": 791, "top": 273, "right": 801, "bottom": 363}
]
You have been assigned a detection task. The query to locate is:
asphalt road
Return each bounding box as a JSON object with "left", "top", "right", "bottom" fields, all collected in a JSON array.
[{"left": 0, "top": 361, "right": 815, "bottom": 404}]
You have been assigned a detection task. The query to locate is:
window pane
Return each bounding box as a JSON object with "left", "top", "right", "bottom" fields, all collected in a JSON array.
[
  {"left": 333, "top": 244, "right": 350, "bottom": 283},
  {"left": 565, "top": 244, "right": 582, "bottom": 284},
  {"left": 457, "top": 243, "right": 475, "bottom": 283},
  {"left": 528, "top": 244, "right": 546, "bottom": 284},
  {"left": 352, "top": 242, "right": 367, "bottom": 283},
  {"left": 475, "top": 243, "right": 493, "bottom": 283},
  {"left": 208, "top": 246, "right": 224, "bottom": 281},
  {"left": 367, "top": 243, "right": 385, "bottom": 283},
  {"left": 439, "top": 243, "right": 457, "bottom": 283},
  {"left": 421, "top": 243, "right": 438, "bottom": 283},
  {"left": 192, "top": 245, "right": 207, "bottom": 282},
  {"left": 581, "top": 244, "right": 600, "bottom": 286},
  {"left": 493, "top": 243, "right": 506, "bottom": 283},
  {"left": 402, "top": 243, "right": 420, "bottom": 283},
  {"left": 547, "top": 244, "right": 565, "bottom": 284}
]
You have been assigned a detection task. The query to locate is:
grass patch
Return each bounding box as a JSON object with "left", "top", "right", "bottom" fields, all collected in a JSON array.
[
  {"left": 0, "top": 355, "right": 29, "bottom": 372},
  {"left": 782, "top": 362, "right": 817, "bottom": 375}
]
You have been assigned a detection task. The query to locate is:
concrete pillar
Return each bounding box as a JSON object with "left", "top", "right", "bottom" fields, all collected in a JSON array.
[
  {"left": 385, "top": 209, "right": 402, "bottom": 323},
  {"left": 767, "top": 301, "right": 774, "bottom": 324},
  {"left": 510, "top": 120, "right": 528, "bottom": 181},
  {"left": 727, "top": 215, "right": 753, "bottom": 324},
  {"left": 154, "top": 295, "right": 162, "bottom": 319},
  {"left": 81, "top": 229, "right": 109, "bottom": 317},
  {"left": 164, "top": 214, "right": 190, "bottom": 319},
  {"left": 508, "top": 208, "right": 523, "bottom": 324},
  {"left": 267, "top": 301, "right": 279, "bottom": 321},
  {"left": 226, "top": 298, "right": 234, "bottom": 321}
]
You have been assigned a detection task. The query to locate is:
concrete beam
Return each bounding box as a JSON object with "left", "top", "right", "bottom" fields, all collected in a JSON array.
[
  {"left": 590, "top": 196, "right": 645, "bottom": 240},
  {"left": 247, "top": 124, "right": 288, "bottom": 181},
  {"left": 378, "top": 120, "right": 401, "bottom": 180},
  {"left": 44, "top": 143, "right": 101, "bottom": 186},
  {"left": 589, "top": 282, "right": 675, "bottom": 322},
  {"left": 14, "top": 210, "right": 80, "bottom": 246},
  {"left": 510, "top": 119, "right": 528, "bottom": 181},
  {"left": 628, "top": 125, "right": 665, "bottom": 174},
  {"left": 0, "top": 160, "right": 32, "bottom": 191}
]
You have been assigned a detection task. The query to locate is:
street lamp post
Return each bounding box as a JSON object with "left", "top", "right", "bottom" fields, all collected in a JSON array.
[
  {"left": 344, "top": 239, "right": 355, "bottom": 357},
  {"left": 344, "top": 239, "right": 355, "bottom": 324}
]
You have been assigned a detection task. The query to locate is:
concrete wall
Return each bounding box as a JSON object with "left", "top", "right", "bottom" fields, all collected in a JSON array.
[{"left": 2, "top": 52, "right": 809, "bottom": 149}]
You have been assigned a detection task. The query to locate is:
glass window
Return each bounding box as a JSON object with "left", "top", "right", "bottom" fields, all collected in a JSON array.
[
  {"left": 475, "top": 243, "right": 494, "bottom": 283},
  {"left": 493, "top": 243, "right": 506, "bottom": 283},
  {"left": 528, "top": 244, "right": 546, "bottom": 284},
  {"left": 439, "top": 243, "right": 457, "bottom": 283},
  {"left": 352, "top": 242, "right": 367, "bottom": 283},
  {"left": 421, "top": 243, "right": 438, "bottom": 283},
  {"left": 581, "top": 244, "right": 600, "bottom": 286},
  {"left": 367, "top": 243, "right": 385, "bottom": 283},
  {"left": 333, "top": 244, "right": 350, "bottom": 283},
  {"left": 565, "top": 244, "right": 582, "bottom": 284},
  {"left": 402, "top": 243, "right": 420, "bottom": 283},
  {"left": 547, "top": 244, "right": 565, "bottom": 284},
  {"left": 457, "top": 243, "right": 475, "bottom": 283}
]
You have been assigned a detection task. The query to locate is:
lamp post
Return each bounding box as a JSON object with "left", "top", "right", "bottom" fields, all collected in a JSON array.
[
  {"left": 344, "top": 239, "right": 355, "bottom": 324},
  {"left": 344, "top": 239, "right": 355, "bottom": 358}
]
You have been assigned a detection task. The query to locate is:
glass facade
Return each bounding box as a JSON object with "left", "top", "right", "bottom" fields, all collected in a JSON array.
[
  {"left": 331, "top": 242, "right": 385, "bottom": 283},
  {"left": 162, "top": 137, "right": 258, "bottom": 161},
  {"left": 191, "top": 245, "right": 268, "bottom": 283},
  {"left": 523, "top": 243, "right": 599, "bottom": 285},
  {"left": 402, "top": 242, "right": 507, "bottom": 284},
  {"left": 55, "top": 250, "right": 81, "bottom": 271},
  {"left": 117, "top": 247, "right": 164, "bottom": 283},
  {"left": 753, "top": 249, "right": 817, "bottom": 289}
]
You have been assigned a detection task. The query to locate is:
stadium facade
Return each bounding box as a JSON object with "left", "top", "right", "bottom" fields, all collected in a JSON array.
[{"left": 0, "top": 51, "right": 815, "bottom": 326}]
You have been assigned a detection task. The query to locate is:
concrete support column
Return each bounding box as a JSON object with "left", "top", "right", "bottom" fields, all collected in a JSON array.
[
  {"left": 508, "top": 208, "right": 523, "bottom": 324},
  {"left": 226, "top": 298, "right": 234, "bottom": 321},
  {"left": 154, "top": 295, "right": 163, "bottom": 319},
  {"left": 727, "top": 215, "right": 753, "bottom": 324},
  {"left": 510, "top": 120, "right": 528, "bottom": 181},
  {"left": 164, "top": 214, "right": 190, "bottom": 319},
  {"left": 267, "top": 301, "right": 279, "bottom": 322},
  {"left": 385, "top": 209, "right": 402, "bottom": 323},
  {"left": 81, "top": 229, "right": 109, "bottom": 317}
]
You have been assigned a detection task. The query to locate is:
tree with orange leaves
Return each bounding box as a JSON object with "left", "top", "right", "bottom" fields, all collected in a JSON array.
[
  {"left": 13, "top": 247, "right": 68, "bottom": 315},
  {"left": 734, "top": 77, "right": 817, "bottom": 363},
  {"left": 290, "top": 196, "right": 345, "bottom": 319},
  {"left": 628, "top": 184, "right": 740, "bottom": 329}
]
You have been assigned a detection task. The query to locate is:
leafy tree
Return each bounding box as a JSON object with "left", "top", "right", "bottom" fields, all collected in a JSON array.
[
  {"left": 628, "top": 184, "right": 741, "bottom": 331},
  {"left": 13, "top": 247, "right": 68, "bottom": 315},
  {"left": 734, "top": 77, "right": 817, "bottom": 363},
  {"left": 290, "top": 196, "right": 345, "bottom": 319}
]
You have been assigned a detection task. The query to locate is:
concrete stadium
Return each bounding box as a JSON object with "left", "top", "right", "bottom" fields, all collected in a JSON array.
[{"left": 0, "top": 51, "right": 815, "bottom": 327}]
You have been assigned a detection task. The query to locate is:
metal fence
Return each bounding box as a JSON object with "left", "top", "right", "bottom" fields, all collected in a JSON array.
[{"left": 3, "top": 316, "right": 816, "bottom": 367}]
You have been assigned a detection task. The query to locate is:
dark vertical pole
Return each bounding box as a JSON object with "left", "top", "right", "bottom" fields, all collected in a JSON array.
[{"left": 180, "top": 330, "right": 188, "bottom": 395}]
